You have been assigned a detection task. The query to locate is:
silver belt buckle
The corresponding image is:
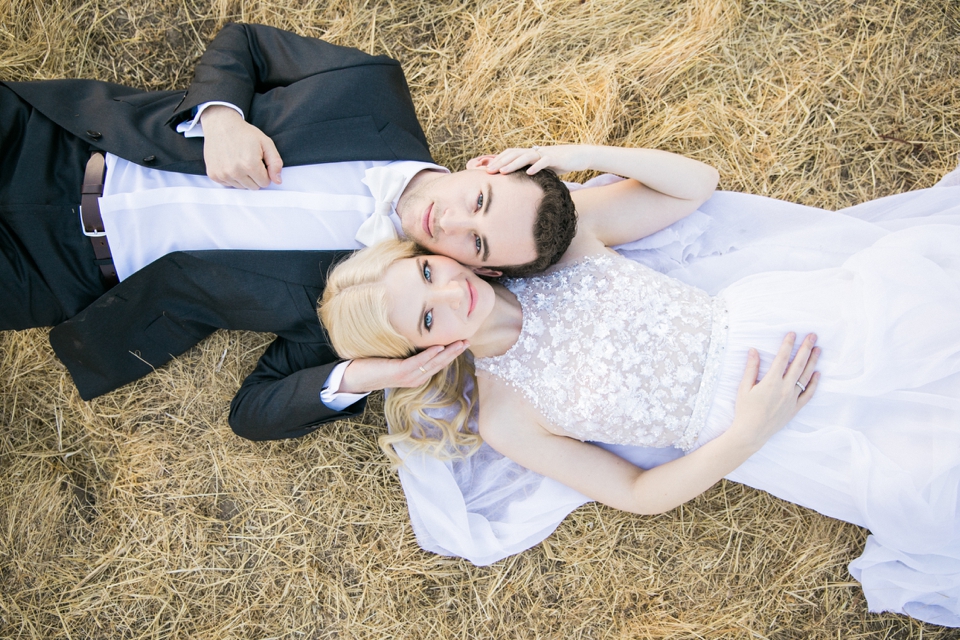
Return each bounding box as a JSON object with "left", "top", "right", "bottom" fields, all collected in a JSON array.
[{"left": 78, "top": 206, "right": 107, "bottom": 238}]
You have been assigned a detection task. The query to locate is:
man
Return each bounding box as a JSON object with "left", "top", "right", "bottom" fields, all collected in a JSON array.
[
  {"left": 0, "top": 23, "right": 576, "bottom": 441},
  {"left": 4, "top": 24, "right": 715, "bottom": 443}
]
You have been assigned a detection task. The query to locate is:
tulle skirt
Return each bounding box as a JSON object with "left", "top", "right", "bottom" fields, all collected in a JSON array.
[{"left": 394, "top": 168, "right": 960, "bottom": 627}]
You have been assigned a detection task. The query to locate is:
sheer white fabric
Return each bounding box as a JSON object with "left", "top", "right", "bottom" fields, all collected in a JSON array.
[
  {"left": 475, "top": 255, "right": 728, "bottom": 450},
  {"left": 392, "top": 171, "right": 960, "bottom": 627}
]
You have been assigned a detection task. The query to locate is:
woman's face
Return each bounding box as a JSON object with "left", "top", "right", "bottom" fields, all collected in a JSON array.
[{"left": 382, "top": 254, "right": 496, "bottom": 348}]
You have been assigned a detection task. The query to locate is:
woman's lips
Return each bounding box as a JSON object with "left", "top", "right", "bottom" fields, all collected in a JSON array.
[
  {"left": 421, "top": 203, "right": 434, "bottom": 238},
  {"left": 467, "top": 280, "right": 477, "bottom": 316}
]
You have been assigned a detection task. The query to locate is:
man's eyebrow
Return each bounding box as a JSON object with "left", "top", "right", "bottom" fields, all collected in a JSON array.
[{"left": 481, "top": 185, "right": 491, "bottom": 262}]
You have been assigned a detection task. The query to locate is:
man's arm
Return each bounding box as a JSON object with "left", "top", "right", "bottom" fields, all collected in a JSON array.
[
  {"left": 230, "top": 337, "right": 470, "bottom": 440},
  {"left": 171, "top": 23, "right": 399, "bottom": 188},
  {"left": 485, "top": 145, "right": 719, "bottom": 247},
  {"left": 199, "top": 105, "right": 284, "bottom": 189},
  {"left": 229, "top": 337, "right": 364, "bottom": 440},
  {"left": 171, "top": 23, "right": 390, "bottom": 125}
]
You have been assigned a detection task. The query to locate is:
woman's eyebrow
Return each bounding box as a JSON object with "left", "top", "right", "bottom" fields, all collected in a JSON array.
[{"left": 416, "top": 258, "right": 425, "bottom": 336}]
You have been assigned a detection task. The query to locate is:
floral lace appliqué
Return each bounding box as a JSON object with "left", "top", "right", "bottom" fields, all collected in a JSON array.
[{"left": 475, "top": 254, "right": 728, "bottom": 451}]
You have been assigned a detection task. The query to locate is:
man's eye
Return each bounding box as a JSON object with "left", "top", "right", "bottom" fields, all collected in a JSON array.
[
  {"left": 474, "top": 235, "right": 482, "bottom": 255},
  {"left": 422, "top": 261, "right": 432, "bottom": 282},
  {"left": 424, "top": 310, "right": 433, "bottom": 331},
  {"left": 476, "top": 193, "right": 484, "bottom": 211}
]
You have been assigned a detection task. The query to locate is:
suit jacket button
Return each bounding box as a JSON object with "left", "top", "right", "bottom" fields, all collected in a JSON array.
[
  {"left": 86, "top": 130, "right": 102, "bottom": 139},
  {"left": 143, "top": 155, "right": 156, "bottom": 163}
]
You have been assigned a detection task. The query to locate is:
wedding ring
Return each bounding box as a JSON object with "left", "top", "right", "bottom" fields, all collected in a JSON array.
[
  {"left": 532, "top": 145, "right": 542, "bottom": 158},
  {"left": 795, "top": 381, "right": 806, "bottom": 392},
  {"left": 418, "top": 366, "right": 427, "bottom": 374}
]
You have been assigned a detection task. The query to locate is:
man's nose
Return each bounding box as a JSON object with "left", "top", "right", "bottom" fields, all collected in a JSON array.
[{"left": 437, "top": 209, "right": 470, "bottom": 234}]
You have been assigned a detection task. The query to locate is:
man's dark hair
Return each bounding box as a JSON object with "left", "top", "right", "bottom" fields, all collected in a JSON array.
[{"left": 496, "top": 167, "right": 577, "bottom": 277}]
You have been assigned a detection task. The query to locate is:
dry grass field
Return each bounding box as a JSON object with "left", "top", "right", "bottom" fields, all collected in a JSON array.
[{"left": 2, "top": 0, "right": 959, "bottom": 637}]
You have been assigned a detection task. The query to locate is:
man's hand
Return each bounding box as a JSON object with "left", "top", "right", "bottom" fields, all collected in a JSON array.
[
  {"left": 337, "top": 341, "right": 469, "bottom": 394},
  {"left": 200, "top": 105, "right": 283, "bottom": 189}
]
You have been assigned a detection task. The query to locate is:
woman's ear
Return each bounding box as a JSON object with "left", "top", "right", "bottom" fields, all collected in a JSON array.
[
  {"left": 465, "top": 155, "right": 497, "bottom": 170},
  {"left": 472, "top": 266, "right": 502, "bottom": 278}
]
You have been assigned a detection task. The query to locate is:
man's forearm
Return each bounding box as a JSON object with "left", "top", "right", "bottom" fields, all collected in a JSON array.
[
  {"left": 174, "top": 23, "right": 389, "bottom": 124},
  {"left": 228, "top": 330, "right": 367, "bottom": 441}
]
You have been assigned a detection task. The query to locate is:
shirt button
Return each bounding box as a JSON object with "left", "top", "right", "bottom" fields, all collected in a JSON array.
[
  {"left": 143, "top": 155, "right": 156, "bottom": 163},
  {"left": 86, "top": 130, "right": 102, "bottom": 139}
]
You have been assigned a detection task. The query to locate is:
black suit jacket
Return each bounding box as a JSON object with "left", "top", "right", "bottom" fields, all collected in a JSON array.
[{"left": 7, "top": 24, "right": 433, "bottom": 440}]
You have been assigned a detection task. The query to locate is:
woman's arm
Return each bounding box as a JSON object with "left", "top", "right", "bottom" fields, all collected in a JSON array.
[
  {"left": 485, "top": 145, "right": 719, "bottom": 248},
  {"left": 477, "top": 333, "right": 819, "bottom": 515}
]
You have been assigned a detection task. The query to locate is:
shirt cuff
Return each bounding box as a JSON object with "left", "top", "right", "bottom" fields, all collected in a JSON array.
[
  {"left": 320, "top": 361, "right": 370, "bottom": 411},
  {"left": 175, "top": 102, "right": 245, "bottom": 138}
]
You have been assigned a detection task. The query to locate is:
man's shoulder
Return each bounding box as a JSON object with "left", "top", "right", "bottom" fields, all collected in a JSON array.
[{"left": 176, "top": 249, "right": 353, "bottom": 286}]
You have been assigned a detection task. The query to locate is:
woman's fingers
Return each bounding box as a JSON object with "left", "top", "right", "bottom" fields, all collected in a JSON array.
[
  {"left": 527, "top": 157, "right": 549, "bottom": 174},
  {"left": 487, "top": 146, "right": 562, "bottom": 174},
  {"left": 785, "top": 333, "right": 817, "bottom": 385},
  {"left": 795, "top": 346, "right": 820, "bottom": 395},
  {"left": 798, "top": 371, "right": 821, "bottom": 406},
  {"left": 405, "top": 340, "right": 469, "bottom": 384},
  {"left": 500, "top": 156, "right": 535, "bottom": 174},
  {"left": 737, "top": 348, "right": 761, "bottom": 397},
  {"left": 487, "top": 148, "right": 535, "bottom": 174},
  {"left": 769, "top": 332, "right": 797, "bottom": 376},
  {"left": 754, "top": 332, "right": 821, "bottom": 397}
]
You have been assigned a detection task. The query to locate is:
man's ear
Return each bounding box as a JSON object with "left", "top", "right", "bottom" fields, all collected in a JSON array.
[
  {"left": 471, "top": 266, "right": 502, "bottom": 278},
  {"left": 465, "top": 155, "right": 497, "bottom": 171}
]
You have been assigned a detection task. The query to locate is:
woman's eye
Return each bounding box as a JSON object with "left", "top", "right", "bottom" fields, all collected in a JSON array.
[
  {"left": 474, "top": 235, "right": 482, "bottom": 255},
  {"left": 424, "top": 310, "right": 433, "bottom": 331},
  {"left": 476, "top": 193, "right": 484, "bottom": 211},
  {"left": 422, "top": 261, "right": 432, "bottom": 282}
]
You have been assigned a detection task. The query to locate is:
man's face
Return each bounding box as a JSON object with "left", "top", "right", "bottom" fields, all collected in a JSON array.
[{"left": 397, "top": 157, "right": 543, "bottom": 268}]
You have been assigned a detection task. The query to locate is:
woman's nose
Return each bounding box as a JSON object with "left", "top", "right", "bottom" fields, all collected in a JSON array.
[{"left": 434, "top": 281, "right": 462, "bottom": 308}]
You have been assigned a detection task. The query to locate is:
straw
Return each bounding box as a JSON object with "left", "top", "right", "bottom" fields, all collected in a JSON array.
[{"left": 2, "top": 0, "right": 958, "bottom": 636}]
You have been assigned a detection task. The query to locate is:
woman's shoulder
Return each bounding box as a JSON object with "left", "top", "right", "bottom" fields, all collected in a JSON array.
[
  {"left": 476, "top": 371, "right": 580, "bottom": 445},
  {"left": 553, "top": 235, "right": 619, "bottom": 268}
]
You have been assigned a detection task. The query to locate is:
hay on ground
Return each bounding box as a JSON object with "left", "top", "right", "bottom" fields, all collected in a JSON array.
[{"left": 1, "top": 0, "right": 959, "bottom": 637}]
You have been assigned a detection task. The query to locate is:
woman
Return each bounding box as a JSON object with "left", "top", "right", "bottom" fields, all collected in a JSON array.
[{"left": 320, "top": 145, "right": 960, "bottom": 627}]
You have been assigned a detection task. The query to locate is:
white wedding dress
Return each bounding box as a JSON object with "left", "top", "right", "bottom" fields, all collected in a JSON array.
[{"left": 391, "top": 166, "right": 960, "bottom": 627}]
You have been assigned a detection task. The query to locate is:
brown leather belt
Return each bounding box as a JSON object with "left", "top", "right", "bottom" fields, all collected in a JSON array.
[{"left": 80, "top": 151, "right": 119, "bottom": 288}]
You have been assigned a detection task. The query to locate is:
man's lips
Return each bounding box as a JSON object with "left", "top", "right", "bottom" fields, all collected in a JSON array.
[
  {"left": 466, "top": 279, "right": 477, "bottom": 316},
  {"left": 421, "top": 203, "right": 434, "bottom": 238}
]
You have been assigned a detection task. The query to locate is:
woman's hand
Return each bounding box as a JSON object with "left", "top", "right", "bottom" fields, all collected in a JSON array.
[
  {"left": 729, "top": 333, "right": 820, "bottom": 451},
  {"left": 337, "top": 341, "right": 469, "bottom": 393},
  {"left": 484, "top": 145, "right": 593, "bottom": 176}
]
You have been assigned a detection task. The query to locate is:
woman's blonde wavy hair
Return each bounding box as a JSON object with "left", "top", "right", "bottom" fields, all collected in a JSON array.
[{"left": 319, "top": 239, "right": 481, "bottom": 464}]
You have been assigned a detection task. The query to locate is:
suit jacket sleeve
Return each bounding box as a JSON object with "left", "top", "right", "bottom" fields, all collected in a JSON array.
[
  {"left": 49, "top": 250, "right": 363, "bottom": 438},
  {"left": 171, "top": 22, "right": 396, "bottom": 125},
  {"left": 228, "top": 336, "right": 366, "bottom": 441}
]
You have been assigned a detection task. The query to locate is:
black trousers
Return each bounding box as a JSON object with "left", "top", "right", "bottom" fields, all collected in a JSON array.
[{"left": 0, "top": 84, "right": 107, "bottom": 330}]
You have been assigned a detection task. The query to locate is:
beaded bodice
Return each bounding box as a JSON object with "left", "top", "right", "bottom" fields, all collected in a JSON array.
[{"left": 475, "top": 253, "right": 728, "bottom": 451}]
